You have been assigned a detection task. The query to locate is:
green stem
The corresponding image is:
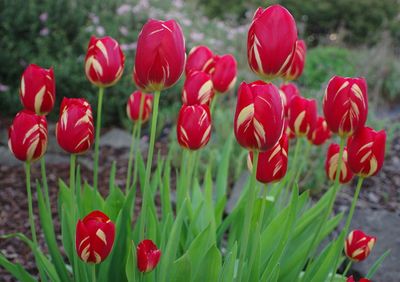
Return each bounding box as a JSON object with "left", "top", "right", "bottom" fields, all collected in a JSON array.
[
  {"left": 92, "top": 264, "right": 96, "bottom": 282},
  {"left": 93, "top": 86, "right": 104, "bottom": 191},
  {"left": 126, "top": 122, "right": 139, "bottom": 192},
  {"left": 258, "top": 184, "right": 269, "bottom": 231},
  {"left": 70, "top": 154, "right": 76, "bottom": 196},
  {"left": 289, "top": 137, "right": 302, "bottom": 189},
  {"left": 40, "top": 157, "right": 51, "bottom": 211},
  {"left": 294, "top": 140, "right": 311, "bottom": 184},
  {"left": 132, "top": 93, "right": 146, "bottom": 190},
  {"left": 25, "top": 162, "right": 38, "bottom": 245},
  {"left": 342, "top": 260, "right": 352, "bottom": 277},
  {"left": 210, "top": 93, "right": 219, "bottom": 115}
]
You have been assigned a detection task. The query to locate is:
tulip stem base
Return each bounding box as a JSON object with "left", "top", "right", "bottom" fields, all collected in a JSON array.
[
  {"left": 91, "top": 264, "right": 96, "bottom": 282},
  {"left": 126, "top": 122, "right": 139, "bottom": 192},
  {"left": 342, "top": 260, "right": 352, "bottom": 277},
  {"left": 131, "top": 94, "right": 146, "bottom": 191},
  {"left": 93, "top": 86, "right": 104, "bottom": 191},
  {"left": 25, "top": 162, "right": 37, "bottom": 245},
  {"left": 40, "top": 157, "right": 51, "bottom": 211}
]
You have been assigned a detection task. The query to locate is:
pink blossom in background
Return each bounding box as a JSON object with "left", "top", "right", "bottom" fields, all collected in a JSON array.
[
  {"left": 39, "top": 12, "right": 48, "bottom": 22},
  {"left": 117, "top": 4, "right": 132, "bottom": 15}
]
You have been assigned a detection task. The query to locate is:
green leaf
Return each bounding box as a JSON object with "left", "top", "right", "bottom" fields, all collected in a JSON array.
[
  {"left": 0, "top": 252, "right": 35, "bottom": 282},
  {"left": 366, "top": 249, "right": 391, "bottom": 279},
  {"left": 171, "top": 253, "right": 191, "bottom": 281},
  {"left": 219, "top": 242, "right": 237, "bottom": 282},
  {"left": 104, "top": 186, "right": 126, "bottom": 221},
  {"left": 160, "top": 157, "right": 173, "bottom": 223},
  {"left": 109, "top": 161, "right": 117, "bottom": 193},
  {"left": 193, "top": 244, "right": 222, "bottom": 282},
  {"left": 186, "top": 225, "right": 213, "bottom": 277},
  {"left": 126, "top": 240, "right": 137, "bottom": 282}
]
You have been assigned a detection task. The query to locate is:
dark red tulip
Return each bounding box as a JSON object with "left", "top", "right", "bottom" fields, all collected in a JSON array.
[
  {"left": 126, "top": 91, "right": 153, "bottom": 123},
  {"left": 308, "top": 116, "right": 332, "bottom": 145},
  {"left": 347, "top": 276, "right": 370, "bottom": 282},
  {"left": 284, "top": 119, "right": 296, "bottom": 139},
  {"left": 137, "top": 239, "right": 161, "bottom": 273},
  {"left": 279, "top": 82, "right": 300, "bottom": 117},
  {"left": 205, "top": 54, "right": 237, "bottom": 93},
  {"left": 182, "top": 71, "right": 214, "bottom": 105},
  {"left": 345, "top": 229, "right": 376, "bottom": 262},
  {"left": 288, "top": 95, "right": 317, "bottom": 137},
  {"left": 325, "top": 143, "right": 354, "bottom": 184},
  {"left": 283, "top": 40, "right": 306, "bottom": 81},
  {"left": 185, "top": 45, "right": 214, "bottom": 76}
]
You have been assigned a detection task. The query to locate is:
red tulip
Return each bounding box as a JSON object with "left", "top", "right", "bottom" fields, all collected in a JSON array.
[
  {"left": 126, "top": 91, "right": 153, "bottom": 123},
  {"left": 347, "top": 127, "right": 386, "bottom": 177},
  {"left": 308, "top": 116, "right": 332, "bottom": 145},
  {"left": 185, "top": 45, "right": 214, "bottom": 76},
  {"left": 177, "top": 104, "right": 211, "bottom": 150},
  {"left": 85, "top": 36, "right": 125, "bottom": 87},
  {"left": 134, "top": 19, "right": 186, "bottom": 92},
  {"left": 8, "top": 110, "right": 48, "bottom": 162},
  {"left": 182, "top": 71, "right": 214, "bottom": 105},
  {"left": 345, "top": 229, "right": 376, "bottom": 262},
  {"left": 325, "top": 143, "right": 354, "bottom": 184},
  {"left": 279, "top": 82, "right": 300, "bottom": 117},
  {"left": 284, "top": 119, "right": 296, "bottom": 139},
  {"left": 283, "top": 40, "right": 306, "bottom": 81},
  {"left": 56, "top": 98, "right": 94, "bottom": 154},
  {"left": 234, "top": 81, "right": 284, "bottom": 151},
  {"left": 347, "top": 276, "right": 370, "bottom": 282},
  {"left": 247, "top": 5, "right": 297, "bottom": 80},
  {"left": 323, "top": 76, "right": 368, "bottom": 137},
  {"left": 19, "top": 64, "right": 55, "bottom": 116},
  {"left": 137, "top": 239, "right": 161, "bottom": 273},
  {"left": 288, "top": 95, "right": 317, "bottom": 137},
  {"left": 205, "top": 54, "right": 237, "bottom": 93},
  {"left": 76, "top": 210, "right": 115, "bottom": 264},
  {"left": 247, "top": 134, "right": 288, "bottom": 183}
]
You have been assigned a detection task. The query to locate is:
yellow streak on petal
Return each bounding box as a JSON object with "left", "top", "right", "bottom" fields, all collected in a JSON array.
[
  {"left": 253, "top": 36, "right": 264, "bottom": 73},
  {"left": 360, "top": 151, "right": 372, "bottom": 163},
  {"left": 96, "top": 40, "right": 109, "bottom": 64},
  {"left": 357, "top": 142, "right": 373, "bottom": 154},
  {"left": 80, "top": 244, "right": 90, "bottom": 262},
  {"left": 34, "top": 86, "right": 46, "bottom": 114},
  {"left": 96, "top": 229, "right": 107, "bottom": 245},
  {"left": 92, "top": 58, "right": 103, "bottom": 76},
  {"left": 200, "top": 125, "right": 211, "bottom": 145},
  {"left": 351, "top": 248, "right": 365, "bottom": 258},
  {"left": 94, "top": 251, "right": 102, "bottom": 263},
  {"left": 198, "top": 80, "right": 213, "bottom": 103},
  {"left": 79, "top": 236, "right": 90, "bottom": 250},
  {"left": 21, "top": 77, "right": 25, "bottom": 96},
  {"left": 23, "top": 125, "right": 39, "bottom": 144},
  {"left": 268, "top": 145, "right": 281, "bottom": 162},
  {"left": 368, "top": 156, "right": 378, "bottom": 176},
  {"left": 334, "top": 81, "right": 350, "bottom": 100},
  {"left": 294, "top": 111, "right": 306, "bottom": 134},
  {"left": 236, "top": 104, "right": 254, "bottom": 131},
  {"left": 253, "top": 118, "right": 266, "bottom": 143}
]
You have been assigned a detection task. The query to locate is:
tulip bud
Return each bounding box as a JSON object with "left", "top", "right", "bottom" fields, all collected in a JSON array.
[
  {"left": 345, "top": 229, "right": 376, "bottom": 262},
  {"left": 325, "top": 143, "right": 354, "bottom": 184},
  {"left": 76, "top": 210, "right": 115, "bottom": 264},
  {"left": 347, "top": 276, "right": 370, "bottom": 282},
  {"left": 247, "top": 134, "right": 288, "bottom": 183},
  {"left": 279, "top": 82, "right": 300, "bottom": 117},
  {"left": 126, "top": 91, "right": 153, "bottom": 123},
  {"left": 56, "top": 98, "right": 94, "bottom": 154},
  {"left": 134, "top": 19, "right": 186, "bottom": 92},
  {"left": 85, "top": 36, "right": 125, "bottom": 87},
  {"left": 247, "top": 5, "right": 297, "bottom": 80},
  {"left": 283, "top": 40, "right": 306, "bottom": 81},
  {"left": 137, "top": 239, "right": 161, "bottom": 273},
  {"left": 182, "top": 71, "right": 214, "bottom": 105},
  {"left": 323, "top": 76, "right": 368, "bottom": 137},
  {"left": 234, "top": 81, "right": 284, "bottom": 151},
  {"left": 177, "top": 104, "right": 212, "bottom": 150},
  {"left": 308, "top": 116, "right": 332, "bottom": 145},
  {"left": 205, "top": 54, "right": 237, "bottom": 94},
  {"left": 347, "top": 127, "right": 386, "bottom": 177},
  {"left": 185, "top": 45, "right": 214, "bottom": 76},
  {"left": 288, "top": 95, "right": 317, "bottom": 137},
  {"left": 284, "top": 119, "right": 296, "bottom": 140},
  {"left": 19, "top": 64, "right": 55, "bottom": 116}
]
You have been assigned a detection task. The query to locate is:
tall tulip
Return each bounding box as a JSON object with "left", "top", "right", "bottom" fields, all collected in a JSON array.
[
  {"left": 126, "top": 91, "right": 154, "bottom": 123},
  {"left": 345, "top": 229, "right": 376, "bottom": 262},
  {"left": 279, "top": 82, "right": 300, "bottom": 117},
  {"left": 283, "top": 40, "right": 306, "bottom": 81},
  {"left": 325, "top": 143, "right": 354, "bottom": 184},
  {"left": 287, "top": 95, "right": 317, "bottom": 137},
  {"left": 308, "top": 116, "right": 331, "bottom": 145},
  {"left": 205, "top": 54, "right": 237, "bottom": 94},
  {"left": 182, "top": 71, "right": 214, "bottom": 105},
  {"left": 137, "top": 239, "right": 161, "bottom": 273},
  {"left": 347, "top": 276, "right": 370, "bottom": 282},
  {"left": 185, "top": 45, "right": 214, "bottom": 76}
]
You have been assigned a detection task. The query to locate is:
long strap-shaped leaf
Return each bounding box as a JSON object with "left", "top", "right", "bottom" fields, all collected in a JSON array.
[{"left": 0, "top": 252, "right": 36, "bottom": 282}]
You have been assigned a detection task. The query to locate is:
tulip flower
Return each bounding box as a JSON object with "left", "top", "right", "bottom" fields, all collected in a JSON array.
[
  {"left": 205, "top": 54, "right": 237, "bottom": 94},
  {"left": 279, "top": 82, "right": 300, "bottom": 117},
  {"left": 325, "top": 143, "right": 354, "bottom": 184},
  {"left": 134, "top": 19, "right": 186, "bottom": 92},
  {"left": 347, "top": 127, "right": 386, "bottom": 177},
  {"left": 288, "top": 95, "right": 317, "bottom": 137},
  {"left": 137, "top": 239, "right": 161, "bottom": 273},
  {"left": 283, "top": 40, "right": 306, "bottom": 81},
  {"left": 247, "top": 134, "right": 288, "bottom": 183},
  {"left": 347, "top": 276, "right": 370, "bottom": 282},
  {"left": 247, "top": 5, "right": 297, "bottom": 80},
  {"left": 323, "top": 76, "right": 368, "bottom": 137},
  {"left": 185, "top": 45, "right": 214, "bottom": 76},
  {"left": 345, "top": 229, "right": 376, "bottom": 262},
  {"left": 19, "top": 64, "right": 55, "bottom": 116},
  {"left": 56, "top": 98, "right": 94, "bottom": 154},
  {"left": 126, "top": 91, "right": 153, "bottom": 123},
  {"left": 8, "top": 110, "right": 48, "bottom": 162},
  {"left": 177, "top": 104, "right": 212, "bottom": 150},
  {"left": 308, "top": 116, "right": 332, "bottom": 145},
  {"left": 234, "top": 81, "right": 284, "bottom": 151},
  {"left": 85, "top": 36, "right": 125, "bottom": 87},
  {"left": 182, "top": 71, "right": 214, "bottom": 105},
  {"left": 76, "top": 210, "right": 115, "bottom": 264}
]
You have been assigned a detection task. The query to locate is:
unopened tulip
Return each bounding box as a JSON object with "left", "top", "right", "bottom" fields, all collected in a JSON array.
[
  {"left": 347, "top": 276, "right": 370, "bottom": 282},
  {"left": 137, "top": 239, "right": 161, "bottom": 273},
  {"left": 234, "top": 81, "right": 284, "bottom": 151},
  {"left": 325, "top": 143, "right": 354, "bottom": 184},
  {"left": 247, "top": 5, "right": 297, "bottom": 80},
  {"left": 182, "top": 71, "right": 213, "bottom": 105},
  {"left": 323, "top": 76, "right": 368, "bottom": 137},
  {"left": 308, "top": 116, "right": 332, "bottom": 145},
  {"left": 134, "top": 19, "right": 186, "bottom": 92},
  {"left": 205, "top": 54, "right": 237, "bottom": 93},
  {"left": 177, "top": 104, "right": 212, "bottom": 150},
  {"left": 347, "top": 127, "right": 386, "bottom": 177},
  {"left": 279, "top": 82, "right": 300, "bottom": 116},
  {"left": 76, "top": 210, "right": 115, "bottom": 264},
  {"left": 56, "top": 98, "right": 94, "bottom": 154},
  {"left": 19, "top": 64, "right": 55, "bottom": 116},
  {"left": 345, "top": 230, "right": 376, "bottom": 262},
  {"left": 288, "top": 95, "right": 317, "bottom": 137},
  {"left": 283, "top": 40, "right": 306, "bottom": 81},
  {"left": 126, "top": 91, "right": 153, "bottom": 123},
  {"left": 185, "top": 45, "right": 214, "bottom": 76},
  {"left": 85, "top": 36, "right": 125, "bottom": 87},
  {"left": 284, "top": 119, "right": 296, "bottom": 139}
]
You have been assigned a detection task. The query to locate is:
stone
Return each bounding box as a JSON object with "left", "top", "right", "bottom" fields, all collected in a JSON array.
[{"left": 0, "top": 146, "right": 20, "bottom": 166}]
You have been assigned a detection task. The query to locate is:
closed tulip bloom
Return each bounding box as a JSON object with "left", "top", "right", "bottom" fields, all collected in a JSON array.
[
  {"left": 323, "top": 76, "right": 368, "bottom": 137},
  {"left": 347, "top": 276, "right": 370, "bottom": 282},
  {"left": 279, "top": 82, "right": 300, "bottom": 116},
  {"left": 76, "top": 210, "right": 115, "bottom": 264},
  {"left": 8, "top": 110, "right": 48, "bottom": 162},
  {"left": 177, "top": 104, "right": 212, "bottom": 150},
  {"left": 284, "top": 119, "right": 296, "bottom": 140},
  {"left": 247, "top": 5, "right": 297, "bottom": 80},
  {"left": 56, "top": 98, "right": 94, "bottom": 154},
  {"left": 247, "top": 134, "right": 288, "bottom": 183},
  {"left": 325, "top": 143, "right": 354, "bottom": 184},
  {"left": 308, "top": 116, "right": 332, "bottom": 145},
  {"left": 182, "top": 71, "right": 214, "bottom": 105},
  {"left": 85, "top": 36, "right": 125, "bottom": 87},
  {"left": 288, "top": 95, "right": 317, "bottom": 137},
  {"left": 345, "top": 230, "right": 376, "bottom": 262},
  {"left": 126, "top": 91, "right": 153, "bottom": 123},
  {"left": 134, "top": 19, "right": 186, "bottom": 92},
  {"left": 19, "top": 64, "right": 55, "bottom": 116},
  {"left": 185, "top": 45, "right": 214, "bottom": 76},
  {"left": 234, "top": 81, "right": 284, "bottom": 151},
  {"left": 206, "top": 54, "right": 237, "bottom": 93},
  {"left": 137, "top": 239, "right": 161, "bottom": 273},
  {"left": 283, "top": 40, "right": 306, "bottom": 81},
  {"left": 347, "top": 127, "right": 386, "bottom": 177}
]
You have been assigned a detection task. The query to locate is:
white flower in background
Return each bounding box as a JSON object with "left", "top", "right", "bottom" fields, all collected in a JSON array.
[
  {"left": 133, "top": 0, "right": 150, "bottom": 14},
  {"left": 40, "top": 28, "right": 50, "bottom": 36},
  {"left": 117, "top": 4, "right": 132, "bottom": 15},
  {"left": 119, "top": 26, "right": 129, "bottom": 36},
  {"left": 0, "top": 83, "right": 9, "bottom": 92},
  {"left": 39, "top": 12, "right": 48, "bottom": 23},
  {"left": 121, "top": 42, "right": 137, "bottom": 51},
  {"left": 190, "top": 31, "right": 204, "bottom": 42},
  {"left": 172, "top": 0, "right": 183, "bottom": 9},
  {"left": 89, "top": 13, "right": 99, "bottom": 24},
  {"left": 96, "top": 26, "right": 105, "bottom": 36},
  {"left": 181, "top": 18, "right": 192, "bottom": 27}
]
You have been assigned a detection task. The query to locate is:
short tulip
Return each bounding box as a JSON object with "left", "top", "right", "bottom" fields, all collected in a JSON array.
[
  {"left": 279, "top": 82, "right": 300, "bottom": 117},
  {"left": 126, "top": 91, "right": 153, "bottom": 123},
  {"left": 234, "top": 81, "right": 284, "bottom": 151},
  {"left": 347, "top": 276, "right": 370, "bottom": 282},
  {"left": 308, "top": 116, "right": 332, "bottom": 145},
  {"left": 325, "top": 143, "right": 354, "bottom": 184},
  {"left": 283, "top": 40, "right": 306, "bottom": 81},
  {"left": 134, "top": 19, "right": 186, "bottom": 92},
  {"left": 19, "top": 64, "right": 55, "bottom": 116},
  {"left": 185, "top": 45, "right": 214, "bottom": 76},
  {"left": 323, "top": 76, "right": 368, "bottom": 137},
  {"left": 182, "top": 71, "right": 213, "bottom": 105},
  {"left": 347, "top": 127, "right": 386, "bottom": 177},
  {"left": 56, "top": 98, "right": 94, "bottom": 154},
  {"left": 205, "top": 54, "right": 237, "bottom": 94},
  {"left": 137, "top": 239, "right": 161, "bottom": 273},
  {"left": 288, "top": 95, "right": 317, "bottom": 137},
  {"left": 85, "top": 36, "right": 125, "bottom": 87},
  {"left": 76, "top": 210, "right": 115, "bottom": 264},
  {"left": 345, "top": 229, "right": 376, "bottom": 262}
]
